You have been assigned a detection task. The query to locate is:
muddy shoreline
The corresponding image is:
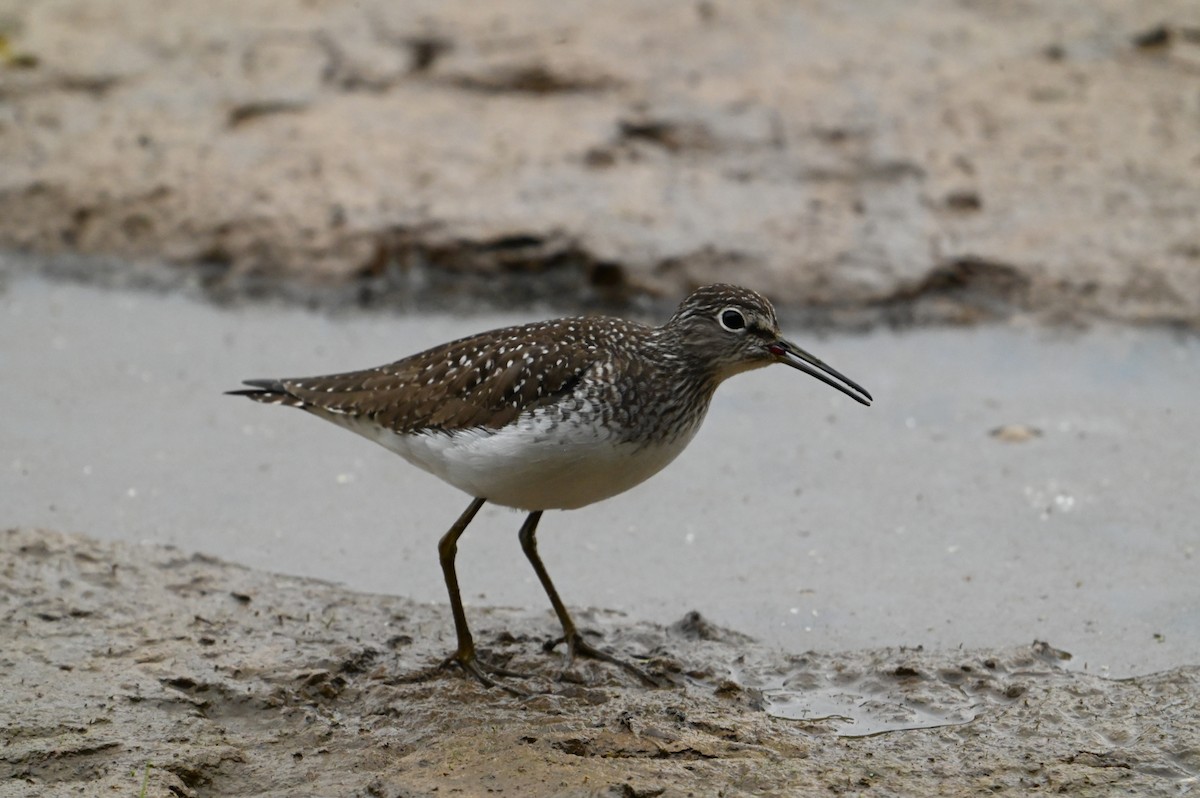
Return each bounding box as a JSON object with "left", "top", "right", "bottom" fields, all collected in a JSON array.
[{"left": 3, "top": 528, "right": 1197, "bottom": 797}]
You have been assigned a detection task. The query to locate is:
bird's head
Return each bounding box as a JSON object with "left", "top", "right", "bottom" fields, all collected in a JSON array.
[{"left": 667, "top": 284, "right": 872, "bottom": 406}]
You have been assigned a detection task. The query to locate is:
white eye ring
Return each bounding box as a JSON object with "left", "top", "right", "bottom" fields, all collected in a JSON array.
[{"left": 718, "top": 308, "right": 747, "bottom": 332}]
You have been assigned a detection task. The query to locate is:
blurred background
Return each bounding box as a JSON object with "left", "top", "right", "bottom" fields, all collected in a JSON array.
[
  {"left": 2, "top": 0, "right": 1197, "bottom": 321},
  {"left": 2, "top": 1, "right": 1198, "bottom": 676}
]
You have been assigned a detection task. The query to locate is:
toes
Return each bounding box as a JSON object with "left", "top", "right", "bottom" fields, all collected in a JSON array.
[
  {"left": 560, "top": 633, "right": 664, "bottom": 687},
  {"left": 444, "top": 652, "right": 530, "bottom": 695}
]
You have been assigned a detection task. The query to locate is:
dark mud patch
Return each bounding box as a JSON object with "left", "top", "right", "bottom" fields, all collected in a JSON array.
[{"left": 2, "top": 527, "right": 1197, "bottom": 797}]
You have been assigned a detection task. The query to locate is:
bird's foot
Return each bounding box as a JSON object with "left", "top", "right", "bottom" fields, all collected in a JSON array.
[
  {"left": 440, "top": 649, "right": 531, "bottom": 695},
  {"left": 544, "top": 632, "right": 664, "bottom": 687},
  {"left": 391, "top": 648, "right": 529, "bottom": 695}
]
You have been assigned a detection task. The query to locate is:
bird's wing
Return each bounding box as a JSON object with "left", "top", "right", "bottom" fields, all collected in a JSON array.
[{"left": 242, "top": 322, "right": 596, "bottom": 433}]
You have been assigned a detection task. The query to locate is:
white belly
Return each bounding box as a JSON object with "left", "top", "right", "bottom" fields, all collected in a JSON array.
[{"left": 347, "top": 408, "right": 703, "bottom": 511}]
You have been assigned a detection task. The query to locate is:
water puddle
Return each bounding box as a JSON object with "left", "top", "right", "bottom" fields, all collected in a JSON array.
[
  {"left": 734, "top": 642, "right": 1072, "bottom": 737},
  {"left": 762, "top": 683, "right": 979, "bottom": 737}
]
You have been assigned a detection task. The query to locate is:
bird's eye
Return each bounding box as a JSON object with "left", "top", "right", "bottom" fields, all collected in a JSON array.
[{"left": 719, "top": 308, "right": 746, "bottom": 331}]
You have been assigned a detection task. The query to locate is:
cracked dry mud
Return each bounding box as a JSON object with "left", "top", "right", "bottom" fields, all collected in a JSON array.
[{"left": 3, "top": 528, "right": 1197, "bottom": 797}]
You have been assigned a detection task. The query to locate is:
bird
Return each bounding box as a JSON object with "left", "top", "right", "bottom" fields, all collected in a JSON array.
[{"left": 228, "top": 283, "right": 871, "bottom": 688}]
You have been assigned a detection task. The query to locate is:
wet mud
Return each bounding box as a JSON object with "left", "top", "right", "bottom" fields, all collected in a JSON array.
[{"left": 4, "top": 527, "right": 1196, "bottom": 797}]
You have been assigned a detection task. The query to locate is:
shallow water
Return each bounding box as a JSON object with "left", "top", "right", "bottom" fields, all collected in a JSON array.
[
  {"left": 746, "top": 643, "right": 1071, "bottom": 736},
  {"left": 3, "top": 266, "right": 1198, "bottom": 678}
]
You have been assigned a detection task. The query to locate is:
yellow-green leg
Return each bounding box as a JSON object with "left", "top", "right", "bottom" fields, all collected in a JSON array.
[
  {"left": 438, "top": 497, "right": 526, "bottom": 691},
  {"left": 517, "top": 510, "right": 659, "bottom": 685}
]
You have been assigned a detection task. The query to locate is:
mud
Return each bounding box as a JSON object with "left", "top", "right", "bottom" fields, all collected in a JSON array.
[
  {"left": 2, "top": 1, "right": 1200, "bottom": 326},
  {"left": 3, "top": 527, "right": 1197, "bottom": 797}
]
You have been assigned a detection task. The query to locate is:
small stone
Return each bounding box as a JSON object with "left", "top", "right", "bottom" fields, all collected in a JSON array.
[{"left": 989, "top": 424, "right": 1041, "bottom": 443}]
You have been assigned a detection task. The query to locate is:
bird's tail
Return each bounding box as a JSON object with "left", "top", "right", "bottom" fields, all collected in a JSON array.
[{"left": 225, "top": 379, "right": 306, "bottom": 408}]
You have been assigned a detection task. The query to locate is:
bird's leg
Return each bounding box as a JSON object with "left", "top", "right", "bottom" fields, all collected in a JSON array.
[
  {"left": 437, "top": 497, "right": 527, "bottom": 691},
  {"left": 517, "top": 511, "right": 659, "bottom": 686}
]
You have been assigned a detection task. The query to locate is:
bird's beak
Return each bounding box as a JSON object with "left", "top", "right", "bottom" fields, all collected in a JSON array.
[{"left": 768, "top": 339, "right": 872, "bottom": 407}]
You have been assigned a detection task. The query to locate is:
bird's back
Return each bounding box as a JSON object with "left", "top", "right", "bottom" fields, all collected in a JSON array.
[{"left": 235, "top": 316, "right": 645, "bottom": 430}]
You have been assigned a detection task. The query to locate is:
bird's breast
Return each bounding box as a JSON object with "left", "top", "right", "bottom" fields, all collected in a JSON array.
[{"left": 364, "top": 401, "right": 706, "bottom": 511}]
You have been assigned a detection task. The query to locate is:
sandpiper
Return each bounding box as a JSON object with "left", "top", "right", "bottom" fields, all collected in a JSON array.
[{"left": 229, "top": 284, "right": 871, "bottom": 687}]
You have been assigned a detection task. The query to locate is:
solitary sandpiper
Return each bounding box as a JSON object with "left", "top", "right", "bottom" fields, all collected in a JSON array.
[{"left": 229, "top": 283, "right": 871, "bottom": 687}]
